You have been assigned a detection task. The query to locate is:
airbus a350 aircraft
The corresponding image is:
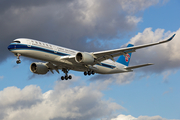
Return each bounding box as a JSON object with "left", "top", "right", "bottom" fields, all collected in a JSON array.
[{"left": 8, "top": 34, "right": 175, "bottom": 80}]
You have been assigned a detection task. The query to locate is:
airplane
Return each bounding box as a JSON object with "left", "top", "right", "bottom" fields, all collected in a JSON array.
[{"left": 7, "top": 34, "right": 176, "bottom": 80}]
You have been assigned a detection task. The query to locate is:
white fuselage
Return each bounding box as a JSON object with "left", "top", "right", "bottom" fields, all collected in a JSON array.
[{"left": 8, "top": 38, "right": 130, "bottom": 74}]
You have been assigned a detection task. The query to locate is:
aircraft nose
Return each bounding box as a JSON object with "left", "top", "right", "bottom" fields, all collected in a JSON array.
[
  {"left": 7, "top": 44, "right": 13, "bottom": 51},
  {"left": 7, "top": 45, "right": 10, "bottom": 50}
]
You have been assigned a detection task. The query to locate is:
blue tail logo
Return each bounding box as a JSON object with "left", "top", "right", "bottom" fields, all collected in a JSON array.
[
  {"left": 125, "top": 54, "right": 130, "bottom": 62},
  {"left": 116, "top": 44, "right": 134, "bottom": 66}
]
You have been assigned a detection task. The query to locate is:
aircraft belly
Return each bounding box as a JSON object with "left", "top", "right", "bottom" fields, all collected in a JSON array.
[{"left": 94, "top": 65, "right": 123, "bottom": 74}]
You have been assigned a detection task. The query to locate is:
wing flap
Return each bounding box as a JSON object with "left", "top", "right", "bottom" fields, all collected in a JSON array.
[
  {"left": 46, "top": 62, "right": 59, "bottom": 73},
  {"left": 125, "top": 63, "right": 153, "bottom": 70}
]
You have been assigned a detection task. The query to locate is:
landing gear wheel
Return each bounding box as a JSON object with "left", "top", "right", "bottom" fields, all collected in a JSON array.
[
  {"left": 84, "top": 71, "right": 87, "bottom": 76},
  {"left": 68, "top": 75, "right": 72, "bottom": 80},
  {"left": 16, "top": 60, "right": 21, "bottom": 64},
  {"left": 61, "top": 76, "right": 64, "bottom": 80},
  {"left": 84, "top": 70, "right": 95, "bottom": 76},
  {"left": 88, "top": 71, "right": 91, "bottom": 75},
  {"left": 65, "top": 76, "right": 68, "bottom": 80}
]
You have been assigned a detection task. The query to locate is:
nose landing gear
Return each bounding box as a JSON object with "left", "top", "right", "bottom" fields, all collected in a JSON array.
[{"left": 15, "top": 53, "right": 21, "bottom": 64}]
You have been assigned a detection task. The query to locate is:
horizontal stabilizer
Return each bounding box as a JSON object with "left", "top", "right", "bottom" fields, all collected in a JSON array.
[{"left": 125, "top": 63, "right": 153, "bottom": 70}]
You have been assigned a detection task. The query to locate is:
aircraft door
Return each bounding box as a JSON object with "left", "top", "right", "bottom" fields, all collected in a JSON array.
[
  {"left": 27, "top": 40, "right": 32, "bottom": 47},
  {"left": 53, "top": 46, "right": 58, "bottom": 53}
]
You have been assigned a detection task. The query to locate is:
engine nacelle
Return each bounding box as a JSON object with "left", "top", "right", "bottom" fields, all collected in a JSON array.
[
  {"left": 75, "top": 52, "right": 95, "bottom": 64},
  {"left": 30, "top": 62, "right": 49, "bottom": 75}
]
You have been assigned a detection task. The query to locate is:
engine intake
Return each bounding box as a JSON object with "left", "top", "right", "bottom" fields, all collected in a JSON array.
[
  {"left": 30, "top": 62, "right": 49, "bottom": 74},
  {"left": 75, "top": 52, "right": 95, "bottom": 64}
]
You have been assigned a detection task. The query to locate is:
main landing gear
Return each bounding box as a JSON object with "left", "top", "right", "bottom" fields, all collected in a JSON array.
[
  {"left": 61, "top": 68, "right": 72, "bottom": 80},
  {"left": 84, "top": 70, "right": 95, "bottom": 76},
  {"left": 15, "top": 53, "right": 21, "bottom": 64}
]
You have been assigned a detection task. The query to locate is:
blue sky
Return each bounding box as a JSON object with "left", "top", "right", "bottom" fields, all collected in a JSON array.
[
  {"left": 0, "top": 0, "right": 180, "bottom": 120},
  {"left": 139, "top": 0, "right": 180, "bottom": 32}
]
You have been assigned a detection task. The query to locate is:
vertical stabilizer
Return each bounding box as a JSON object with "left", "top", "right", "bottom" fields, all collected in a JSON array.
[{"left": 116, "top": 44, "right": 134, "bottom": 66}]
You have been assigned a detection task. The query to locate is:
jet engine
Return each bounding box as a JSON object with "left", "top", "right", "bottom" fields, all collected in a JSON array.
[
  {"left": 75, "top": 52, "right": 95, "bottom": 64},
  {"left": 30, "top": 62, "right": 49, "bottom": 74}
]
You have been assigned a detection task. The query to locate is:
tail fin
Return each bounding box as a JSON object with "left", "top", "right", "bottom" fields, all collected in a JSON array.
[{"left": 116, "top": 44, "right": 134, "bottom": 66}]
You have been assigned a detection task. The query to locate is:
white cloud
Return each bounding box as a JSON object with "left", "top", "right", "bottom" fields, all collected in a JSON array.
[
  {"left": 118, "top": 0, "right": 160, "bottom": 13},
  {"left": 127, "top": 27, "right": 180, "bottom": 74},
  {"left": 90, "top": 72, "right": 135, "bottom": 86},
  {"left": 0, "top": 81, "right": 123, "bottom": 120},
  {"left": 0, "top": 85, "right": 42, "bottom": 107},
  {"left": 126, "top": 16, "right": 142, "bottom": 26},
  {"left": 113, "top": 72, "right": 135, "bottom": 84},
  {"left": 111, "top": 114, "right": 137, "bottom": 120},
  {"left": 111, "top": 114, "right": 179, "bottom": 120}
]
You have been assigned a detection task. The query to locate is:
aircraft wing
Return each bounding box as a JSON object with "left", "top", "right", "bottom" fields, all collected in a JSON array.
[
  {"left": 92, "top": 34, "right": 176, "bottom": 62},
  {"left": 56, "top": 34, "right": 175, "bottom": 66}
]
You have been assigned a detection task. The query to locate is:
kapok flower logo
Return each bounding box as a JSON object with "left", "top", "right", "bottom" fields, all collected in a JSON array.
[{"left": 125, "top": 54, "right": 130, "bottom": 62}]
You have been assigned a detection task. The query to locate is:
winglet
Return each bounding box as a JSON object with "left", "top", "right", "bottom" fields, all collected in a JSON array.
[
  {"left": 167, "top": 34, "right": 176, "bottom": 41},
  {"left": 159, "top": 34, "right": 176, "bottom": 44}
]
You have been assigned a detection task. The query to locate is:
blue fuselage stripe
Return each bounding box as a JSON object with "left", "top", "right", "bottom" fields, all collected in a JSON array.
[
  {"left": 97, "top": 63, "right": 116, "bottom": 69},
  {"left": 8, "top": 44, "right": 69, "bottom": 56}
]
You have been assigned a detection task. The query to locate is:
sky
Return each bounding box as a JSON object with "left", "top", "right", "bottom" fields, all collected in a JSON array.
[{"left": 0, "top": 0, "right": 180, "bottom": 120}]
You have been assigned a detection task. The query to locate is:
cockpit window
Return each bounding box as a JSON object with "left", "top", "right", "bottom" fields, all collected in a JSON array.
[{"left": 13, "top": 41, "right": 21, "bottom": 43}]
